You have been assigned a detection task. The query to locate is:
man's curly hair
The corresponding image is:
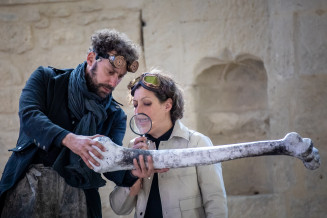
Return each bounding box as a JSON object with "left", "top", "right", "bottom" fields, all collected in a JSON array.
[{"left": 90, "top": 29, "right": 140, "bottom": 66}]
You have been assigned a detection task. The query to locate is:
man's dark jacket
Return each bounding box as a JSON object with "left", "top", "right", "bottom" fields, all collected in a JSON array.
[{"left": 0, "top": 65, "right": 133, "bottom": 217}]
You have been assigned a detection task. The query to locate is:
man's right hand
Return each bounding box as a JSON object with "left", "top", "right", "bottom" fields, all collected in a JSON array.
[{"left": 62, "top": 133, "right": 105, "bottom": 169}]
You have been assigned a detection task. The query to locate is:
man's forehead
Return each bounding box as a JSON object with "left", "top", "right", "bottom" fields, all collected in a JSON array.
[
  {"left": 107, "top": 50, "right": 128, "bottom": 74},
  {"left": 112, "top": 63, "right": 127, "bottom": 76},
  {"left": 103, "top": 51, "right": 126, "bottom": 71}
]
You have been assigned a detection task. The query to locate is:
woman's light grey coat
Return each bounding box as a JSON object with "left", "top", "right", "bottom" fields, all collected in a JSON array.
[{"left": 109, "top": 120, "right": 228, "bottom": 218}]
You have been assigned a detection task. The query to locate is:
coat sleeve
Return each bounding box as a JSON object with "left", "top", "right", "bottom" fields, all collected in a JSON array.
[
  {"left": 195, "top": 135, "right": 228, "bottom": 218},
  {"left": 19, "top": 66, "right": 70, "bottom": 151},
  {"left": 107, "top": 105, "right": 127, "bottom": 146},
  {"left": 109, "top": 186, "right": 137, "bottom": 215}
]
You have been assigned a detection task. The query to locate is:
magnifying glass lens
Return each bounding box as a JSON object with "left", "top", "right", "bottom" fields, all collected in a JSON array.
[{"left": 130, "top": 113, "right": 152, "bottom": 136}]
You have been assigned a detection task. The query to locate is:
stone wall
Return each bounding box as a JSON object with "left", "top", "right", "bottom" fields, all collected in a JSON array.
[{"left": 0, "top": 0, "right": 326, "bottom": 217}]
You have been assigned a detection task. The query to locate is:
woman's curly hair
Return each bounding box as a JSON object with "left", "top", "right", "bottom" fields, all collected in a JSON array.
[
  {"left": 90, "top": 29, "right": 140, "bottom": 66},
  {"left": 128, "top": 68, "right": 185, "bottom": 123}
]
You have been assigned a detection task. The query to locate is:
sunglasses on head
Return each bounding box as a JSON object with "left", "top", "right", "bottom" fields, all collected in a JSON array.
[
  {"left": 130, "top": 73, "right": 161, "bottom": 93},
  {"left": 96, "top": 53, "right": 139, "bottom": 73}
]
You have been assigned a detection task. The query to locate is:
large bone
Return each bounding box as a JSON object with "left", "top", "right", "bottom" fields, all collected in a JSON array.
[{"left": 90, "top": 132, "right": 320, "bottom": 173}]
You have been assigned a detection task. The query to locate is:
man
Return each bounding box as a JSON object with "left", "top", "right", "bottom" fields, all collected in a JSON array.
[{"left": 0, "top": 29, "right": 155, "bottom": 217}]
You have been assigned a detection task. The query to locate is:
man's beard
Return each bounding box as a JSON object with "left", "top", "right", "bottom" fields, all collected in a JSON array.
[{"left": 85, "top": 62, "right": 115, "bottom": 98}]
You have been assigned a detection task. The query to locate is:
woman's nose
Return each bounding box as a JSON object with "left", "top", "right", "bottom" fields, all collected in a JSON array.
[{"left": 135, "top": 106, "right": 142, "bottom": 114}]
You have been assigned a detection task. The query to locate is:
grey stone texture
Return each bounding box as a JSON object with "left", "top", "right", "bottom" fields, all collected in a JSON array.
[{"left": 0, "top": 0, "right": 326, "bottom": 217}]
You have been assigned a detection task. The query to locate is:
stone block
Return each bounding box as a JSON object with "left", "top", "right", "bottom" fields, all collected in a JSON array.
[
  {"left": 175, "top": 0, "right": 268, "bottom": 22},
  {"left": 0, "top": 0, "right": 79, "bottom": 5},
  {"left": 228, "top": 194, "right": 286, "bottom": 218},
  {"left": 0, "top": 59, "right": 24, "bottom": 86},
  {"left": 289, "top": 193, "right": 327, "bottom": 218},
  {"left": 0, "top": 114, "right": 19, "bottom": 132},
  {"left": 0, "top": 23, "right": 33, "bottom": 54},
  {"left": 266, "top": 13, "right": 296, "bottom": 79},
  {"left": 0, "top": 87, "right": 20, "bottom": 113},
  {"left": 0, "top": 11, "right": 18, "bottom": 21},
  {"left": 223, "top": 157, "right": 274, "bottom": 196},
  {"left": 268, "top": 0, "right": 327, "bottom": 14},
  {"left": 295, "top": 11, "right": 327, "bottom": 75}
]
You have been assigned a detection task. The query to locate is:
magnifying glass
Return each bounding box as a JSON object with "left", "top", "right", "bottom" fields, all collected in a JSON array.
[{"left": 129, "top": 113, "right": 152, "bottom": 137}]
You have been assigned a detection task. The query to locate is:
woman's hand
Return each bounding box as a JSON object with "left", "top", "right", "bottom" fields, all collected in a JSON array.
[
  {"left": 129, "top": 137, "right": 149, "bottom": 196},
  {"left": 133, "top": 136, "right": 148, "bottom": 149},
  {"left": 131, "top": 136, "right": 169, "bottom": 179},
  {"left": 131, "top": 136, "right": 153, "bottom": 180}
]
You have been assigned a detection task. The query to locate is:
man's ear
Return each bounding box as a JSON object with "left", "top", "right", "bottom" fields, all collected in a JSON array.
[
  {"left": 165, "top": 98, "right": 173, "bottom": 111},
  {"left": 87, "top": 51, "right": 96, "bottom": 66}
]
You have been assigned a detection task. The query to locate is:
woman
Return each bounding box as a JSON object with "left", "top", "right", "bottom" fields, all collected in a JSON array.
[{"left": 109, "top": 69, "right": 228, "bottom": 218}]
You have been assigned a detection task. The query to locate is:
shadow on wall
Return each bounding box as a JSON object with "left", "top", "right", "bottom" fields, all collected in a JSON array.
[{"left": 193, "top": 53, "right": 271, "bottom": 196}]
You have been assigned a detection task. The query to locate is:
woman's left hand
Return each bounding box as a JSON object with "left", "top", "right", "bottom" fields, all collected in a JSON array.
[
  {"left": 133, "top": 136, "right": 148, "bottom": 150},
  {"left": 131, "top": 136, "right": 169, "bottom": 178}
]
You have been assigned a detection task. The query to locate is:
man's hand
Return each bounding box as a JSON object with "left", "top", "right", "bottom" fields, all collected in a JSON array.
[{"left": 62, "top": 133, "right": 105, "bottom": 169}]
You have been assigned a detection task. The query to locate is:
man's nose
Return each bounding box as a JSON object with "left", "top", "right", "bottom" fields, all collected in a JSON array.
[{"left": 108, "top": 75, "right": 119, "bottom": 87}]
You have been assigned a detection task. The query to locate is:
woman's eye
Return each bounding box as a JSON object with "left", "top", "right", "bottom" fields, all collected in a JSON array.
[{"left": 144, "top": 102, "right": 152, "bottom": 106}]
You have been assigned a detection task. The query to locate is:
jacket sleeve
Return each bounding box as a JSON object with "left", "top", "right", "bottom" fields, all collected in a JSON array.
[
  {"left": 19, "top": 66, "right": 70, "bottom": 151},
  {"left": 107, "top": 105, "right": 127, "bottom": 146},
  {"left": 109, "top": 186, "right": 137, "bottom": 215},
  {"left": 195, "top": 135, "right": 228, "bottom": 218}
]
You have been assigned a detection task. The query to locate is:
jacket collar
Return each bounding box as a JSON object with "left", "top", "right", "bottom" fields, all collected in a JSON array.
[
  {"left": 170, "top": 120, "right": 190, "bottom": 141},
  {"left": 107, "top": 98, "right": 123, "bottom": 113}
]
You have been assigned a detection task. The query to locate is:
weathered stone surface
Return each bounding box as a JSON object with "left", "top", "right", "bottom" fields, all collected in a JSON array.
[
  {"left": 268, "top": 0, "right": 327, "bottom": 14},
  {"left": 0, "top": 87, "right": 21, "bottom": 113},
  {"left": 228, "top": 194, "right": 286, "bottom": 218},
  {"left": 0, "top": 23, "right": 33, "bottom": 54},
  {"left": 222, "top": 157, "right": 274, "bottom": 195},
  {"left": 0, "top": 114, "right": 19, "bottom": 132},
  {"left": 0, "top": 11, "right": 18, "bottom": 21},
  {"left": 0, "top": 0, "right": 79, "bottom": 5},
  {"left": 0, "top": 60, "right": 24, "bottom": 86},
  {"left": 296, "top": 11, "right": 327, "bottom": 75},
  {"left": 289, "top": 193, "right": 327, "bottom": 218}
]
